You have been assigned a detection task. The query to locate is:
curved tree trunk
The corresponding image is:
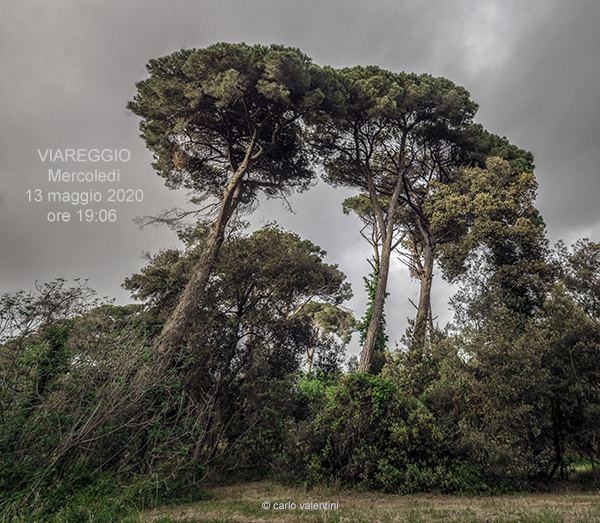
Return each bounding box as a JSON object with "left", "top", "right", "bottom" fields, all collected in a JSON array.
[{"left": 154, "top": 130, "right": 261, "bottom": 366}]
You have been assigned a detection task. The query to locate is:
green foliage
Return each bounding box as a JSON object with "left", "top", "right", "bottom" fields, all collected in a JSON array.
[
  {"left": 296, "top": 374, "right": 326, "bottom": 401},
  {"left": 34, "top": 321, "right": 73, "bottom": 396},
  {"left": 425, "top": 156, "right": 551, "bottom": 317},
  {"left": 465, "top": 124, "right": 536, "bottom": 174},
  {"left": 128, "top": 43, "right": 328, "bottom": 209},
  {"left": 541, "top": 283, "right": 600, "bottom": 478},
  {"left": 125, "top": 225, "right": 353, "bottom": 382},
  {"left": 0, "top": 283, "right": 213, "bottom": 514},
  {"left": 428, "top": 256, "right": 600, "bottom": 487},
  {"left": 425, "top": 312, "right": 553, "bottom": 485},
  {"left": 556, "top": 238, "right": 600, "bottom": 322},
  {"left": 123, "top": 225, "right": 354, "bottom": 476},
  {"left": 295, "top": 373, "right": 475, "bottom": 493}
]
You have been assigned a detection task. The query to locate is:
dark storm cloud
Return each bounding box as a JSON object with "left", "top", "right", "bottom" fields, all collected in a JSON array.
[
  {"left": 1, "top": 0, "right": 599, "bottom": 353},
  {"left": 483, "top": 1, "right": 600, "bottom": 244}
]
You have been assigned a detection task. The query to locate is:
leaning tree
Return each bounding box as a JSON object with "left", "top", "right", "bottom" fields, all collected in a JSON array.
[{"left": 128, "top": 43, "right": 329, "bottom": 363}]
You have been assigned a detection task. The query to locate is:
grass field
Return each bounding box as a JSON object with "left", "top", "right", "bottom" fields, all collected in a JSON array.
[{"left": 143, "top": 481, "right": 600, "bottom": 523}]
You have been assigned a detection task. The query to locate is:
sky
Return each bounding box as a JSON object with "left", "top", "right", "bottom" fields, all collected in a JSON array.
[{"left": 1, "top": 0, "right": 599, "bottom": 357}]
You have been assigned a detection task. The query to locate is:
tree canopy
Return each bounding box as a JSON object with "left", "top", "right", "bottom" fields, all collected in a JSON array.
[
  {"left": 124, "top": 225, "right": 354, "bottom": 384},
  {"left": 128, "top": 43, "right": 327, "bottom": 209},
  {"left": 311, "top": 65, "right": 489, "bottom": 368}
]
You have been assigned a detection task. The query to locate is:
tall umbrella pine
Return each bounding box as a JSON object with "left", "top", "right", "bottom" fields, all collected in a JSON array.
[
  {"left": 313, "top": 67, "right": 480, "bottom": 370},
  {"left": 128, "top": 43, "right": 327, "bottom": 363}
]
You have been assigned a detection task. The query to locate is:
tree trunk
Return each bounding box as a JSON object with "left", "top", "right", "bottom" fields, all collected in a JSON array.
[
  {"left": 306, "top": 345, "right": 315, "bottom": 373},
  {"left": 357, "top": 170, "right": 403, "bottom": 373},
  {"left": 155, "top": 182, "right": 244, "bottom": 365},
  {"left": 411, "top": 234, "right": 435, "bottom": 354},
  {"left": 358, "top": 232, "right": 392, "bottom": 372},
  {"left": 550, "top": 397, "right": 565, "bottom": 478}
]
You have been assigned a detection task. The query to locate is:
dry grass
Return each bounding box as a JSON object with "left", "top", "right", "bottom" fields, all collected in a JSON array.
[{"left": 143, "top": 481, "right": 600, "bottom": 523}]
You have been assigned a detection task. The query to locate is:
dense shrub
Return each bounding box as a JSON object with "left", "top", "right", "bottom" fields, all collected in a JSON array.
[
  {"left": 292, "top": 372, "right": 464, "bottom": 493},
  {"left": 0, "top": 285, "right": 210, "bottom": 513}
]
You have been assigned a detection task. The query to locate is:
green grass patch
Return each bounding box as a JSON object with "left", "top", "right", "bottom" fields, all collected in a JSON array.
[
  {"left": 0, "top": 470, "right": 210, "bottom": 523},
  {"left": 141, "top": 480, "right": 600, "bottom": 523}
]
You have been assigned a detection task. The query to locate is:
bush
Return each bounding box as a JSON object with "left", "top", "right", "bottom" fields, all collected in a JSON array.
[{"left": 294, "top": 372, "right": 460, "bottom": 493}]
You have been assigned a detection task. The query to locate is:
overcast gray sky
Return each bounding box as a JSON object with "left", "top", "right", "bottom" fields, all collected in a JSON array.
[{"left": 2, "top": 0, "right": 599, "bottom": 356}]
